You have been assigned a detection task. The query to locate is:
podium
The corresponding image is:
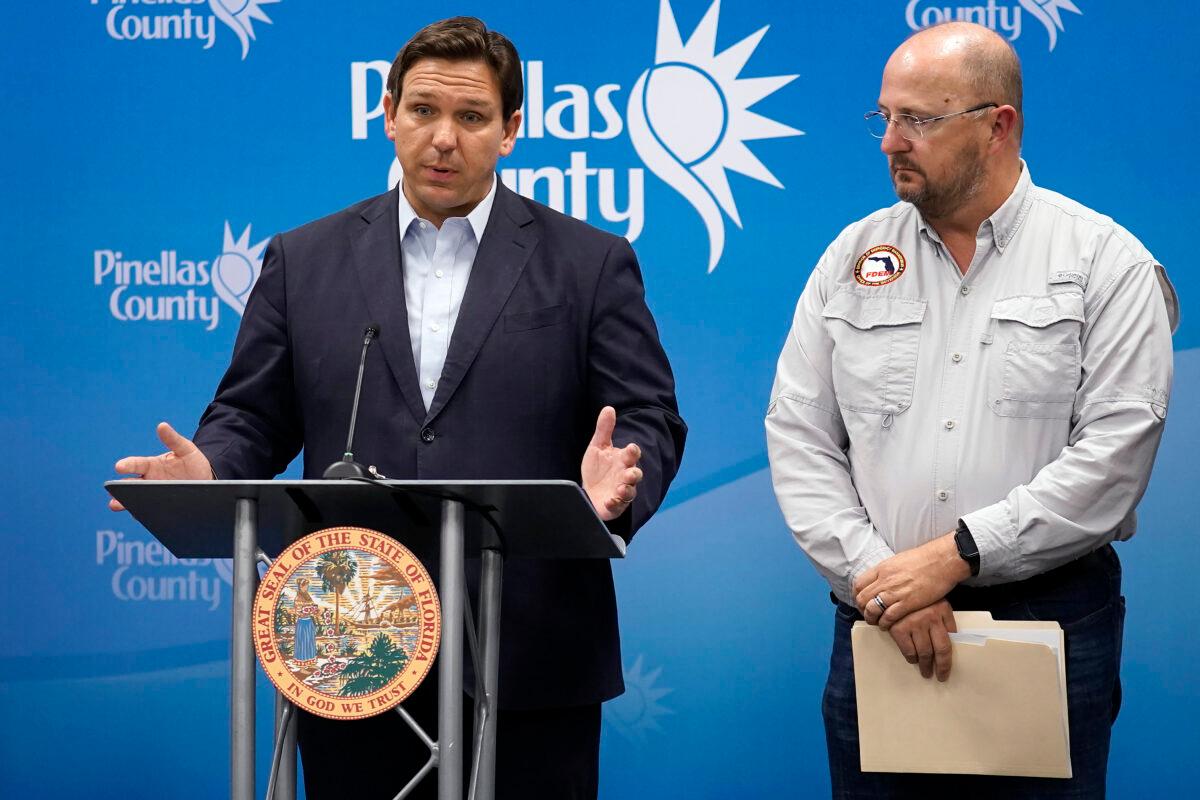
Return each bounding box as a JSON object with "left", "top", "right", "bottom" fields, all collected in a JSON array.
[{"left": 105, "top": 479, "right": 625, "bottom": 800}]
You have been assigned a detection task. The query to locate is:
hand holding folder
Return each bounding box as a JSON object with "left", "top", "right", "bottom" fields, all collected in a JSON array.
[{"left": 852, "top": 610, "right": 1071, "bottom": 778}]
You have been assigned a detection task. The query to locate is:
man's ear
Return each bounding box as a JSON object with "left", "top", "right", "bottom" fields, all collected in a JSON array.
[
  {"left": 383, "top": 93, "right": 398, "bottom": 141},
  {"left": 499, "top": 110, "right": 522, "bottom": 157},
  {"left": 990, "top": 105, "right": 1018, "bottom": 150}
]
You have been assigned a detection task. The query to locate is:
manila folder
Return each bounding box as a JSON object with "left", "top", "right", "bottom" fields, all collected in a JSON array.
[{"left": 851, "top": 611, "right": 1070, "bottom": 778}]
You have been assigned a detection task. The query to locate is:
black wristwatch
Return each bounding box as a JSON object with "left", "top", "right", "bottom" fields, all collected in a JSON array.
[{"left": 955, "top": 520, "right": 980, "bottom": 577}]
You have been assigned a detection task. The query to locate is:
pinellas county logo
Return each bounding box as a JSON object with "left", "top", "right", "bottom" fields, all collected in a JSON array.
[
  {"left": 627, "top": 0, "right": 803, "bottom": 272},
  {"left": 905, "top": 1, "right": 1083, "bottom": 52},
  {"left": 94, "top": 221, "right": 268, "bottom": 330},
  {"left": 92, "top": 0, "right": 281, "bottom": 59},
  {"left": 96, "top": 528, "right": 229, "bottom": 610},
  {"left": 353, "top": 0, "right": 804, "bottom": 274},
  {"left": 253, "top": 527, "right": 442, "bottom": 720}
]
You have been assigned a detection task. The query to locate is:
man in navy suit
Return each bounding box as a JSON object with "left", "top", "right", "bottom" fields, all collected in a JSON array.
[{"left": 110, "top": 16, "right": 685, "bottom": 799}]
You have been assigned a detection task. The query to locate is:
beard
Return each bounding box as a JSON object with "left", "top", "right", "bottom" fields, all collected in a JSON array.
[{"left": 890, "top": 140, "right": 987, "bottom": 219}]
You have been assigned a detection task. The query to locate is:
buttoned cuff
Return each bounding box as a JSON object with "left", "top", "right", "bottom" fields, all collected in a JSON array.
[
  {"left": 842, "top": 545, "right": 895, "bottom": 605},
  {"left": 961, "top": 500, "right": 1021, "bottom": 583}
]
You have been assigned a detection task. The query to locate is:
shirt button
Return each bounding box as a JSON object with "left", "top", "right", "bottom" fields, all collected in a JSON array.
[
  {"left": 419, "top": 221, "right": 428, "bottom": 230},
  {"left": 960, "top": 285, "right": 971, "bottom": 295},
  {"left": 420, "top": 427, "right": 436, "bottom": 443},
  {"left": 951, "top": 352, "right": 963, "bottom": 363},
  {"left": 430, "top": 323, "right": 440, "bottom": 332},
  {"left": 425, "top": 379, "right": 436, "bottom": 389},
  {"left": 944, "top": 420, "right": 956, "bottom": 430},
  {"left": 937, "top": 490, "right": 949, "bottom": 501},
  {"left": 435, "top": 269, "right": 444, "bottom": 278}
]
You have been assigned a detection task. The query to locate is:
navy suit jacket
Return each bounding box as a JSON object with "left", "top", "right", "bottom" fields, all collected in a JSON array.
[{"left": 193, "top": 182, "right": 686, "bottom": 708}]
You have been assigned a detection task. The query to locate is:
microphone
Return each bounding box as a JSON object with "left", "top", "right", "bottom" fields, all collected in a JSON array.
[{"left": 323, "top": 323, "right": 380, "bottom": 479}]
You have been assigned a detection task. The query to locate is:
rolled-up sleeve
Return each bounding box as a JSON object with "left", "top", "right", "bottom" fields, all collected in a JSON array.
[
  {"left": 766, "top": 260, "right": 896, "bottom": 603},
  {"left": 962, "top": 260, "right": 1175, "bottom": 582}
]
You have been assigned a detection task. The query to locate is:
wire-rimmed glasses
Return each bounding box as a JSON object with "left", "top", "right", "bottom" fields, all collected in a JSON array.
[{"left": 865, "top": 103, "right": 998, "bottom": 140}]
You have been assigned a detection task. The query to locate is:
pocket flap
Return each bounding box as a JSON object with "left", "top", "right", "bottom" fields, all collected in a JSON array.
[
  {"left": 504, "top": 303, "right": 571, "bottom": 332},
  {"left": 821, "top": 292, "right": 927, "bottom": 330},
  {"left": 990, "top": 293, "right": 1084, "bottom": 328}
]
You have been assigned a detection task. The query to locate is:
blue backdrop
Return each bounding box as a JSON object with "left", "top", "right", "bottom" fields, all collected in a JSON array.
[{"left": 2, "top": 1, "right": 1195, "bottom": 796}]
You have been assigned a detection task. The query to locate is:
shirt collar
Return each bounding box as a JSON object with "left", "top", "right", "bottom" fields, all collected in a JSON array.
[
  {"left": 985, "top": 159, "right": 1033, "bottom": 253},
  {"left": 396, "top": 173, "right": 498, "bottom": 243},
  {"left": 916, "top": 159, "right": 1034, "bottom": 253}
]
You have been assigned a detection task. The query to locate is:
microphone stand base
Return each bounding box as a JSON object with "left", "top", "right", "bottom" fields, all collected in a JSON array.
[{"left": 322, "top": 460, "right": 372, "bottom": 479}]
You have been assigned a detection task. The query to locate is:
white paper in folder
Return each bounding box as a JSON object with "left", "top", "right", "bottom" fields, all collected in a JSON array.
[{"left": 852, "top": 610, "right": 1071, "bottom": 778}]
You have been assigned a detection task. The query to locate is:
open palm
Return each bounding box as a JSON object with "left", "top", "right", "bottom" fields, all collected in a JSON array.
[
  {"left": 581, "top": 406, "right": 643, "bottom": 521},
  {"left": 108, "top": 422, "right": 213, "bottom": 511}
]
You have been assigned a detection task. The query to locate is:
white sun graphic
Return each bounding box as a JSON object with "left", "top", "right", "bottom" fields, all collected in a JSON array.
[
  {"left": 1019, "top": 0, "right": 1082, "bottom": 51},
  {"left": 208, "top": 0, "right": 280, "bottom": 60},
  {"left": 603, "top": 655, "right": 674, "bottom": 744},
  {"left": 627, "top": 0, "right": 803, "bottom": 272},
  {"left": 211, "top": 221, "right": 269, "bottom": 317}
]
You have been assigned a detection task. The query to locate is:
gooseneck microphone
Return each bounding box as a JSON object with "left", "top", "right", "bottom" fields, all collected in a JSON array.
[{"left": 323, "top": 323, "right": 380, "bottom": 479}]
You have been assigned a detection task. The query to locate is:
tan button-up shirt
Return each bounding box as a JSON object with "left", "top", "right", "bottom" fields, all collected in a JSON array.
[{"left": 766, "top": 163, "right": 1178, "bottom": 603}]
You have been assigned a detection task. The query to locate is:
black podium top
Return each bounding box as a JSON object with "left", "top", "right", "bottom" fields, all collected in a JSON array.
[{"left": 105, "top": 479, "right": 625, "bottom": 561}]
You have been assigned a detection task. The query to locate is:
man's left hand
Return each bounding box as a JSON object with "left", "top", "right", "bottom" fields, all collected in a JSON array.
[
  {"left": 582, "top": 406, "right": 644, "bottom": 521},
  {"left": 887, "top": 599, "right": 958, "bottom": 681},
  {"left": 854, "top": 533, "right": 971, "bottom": 629}
]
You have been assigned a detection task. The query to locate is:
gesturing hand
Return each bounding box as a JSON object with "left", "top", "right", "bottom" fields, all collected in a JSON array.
[
  {"left": 108, "top": 422, "right": 213, "bottom": 511},
  {"left": 854, "top": 533, "right": 970, "bottom": 629},
  {"left": 581, "top": 406, "right": 643, "bottom": 521},
  {"left": 887, "top": 599, "right": 958, "bottom": 681}
]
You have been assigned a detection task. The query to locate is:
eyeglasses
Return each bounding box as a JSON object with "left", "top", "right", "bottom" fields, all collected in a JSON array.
[{"left": 864, "top": 103, "right": 998, "bottom": 140}]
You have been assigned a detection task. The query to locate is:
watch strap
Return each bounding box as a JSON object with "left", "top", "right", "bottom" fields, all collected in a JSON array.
[{"left": 955, "top": 521, "right": 981, "bottom": 577}]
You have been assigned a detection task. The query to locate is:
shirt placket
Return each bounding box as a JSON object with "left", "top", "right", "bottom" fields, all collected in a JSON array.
[
  {"left": 418, "top": 223, "right": 462, "bottom": 404},
  {"left": 929, "top": 228, "right": 992, "bottom": 536}
]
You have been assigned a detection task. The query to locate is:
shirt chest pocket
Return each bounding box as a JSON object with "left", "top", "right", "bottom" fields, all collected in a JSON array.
[
  {"left": 988, "top": 293, "right": 1084, "bottom": 418},
  {"left": 821, "top": 293, "right": 927, "bottom": 416}
]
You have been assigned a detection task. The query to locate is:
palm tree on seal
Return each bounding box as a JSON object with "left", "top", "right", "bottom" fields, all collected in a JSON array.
[
  {"left": 315, "top": 551, "right": 357, "bottom": 633},
  {"left": 340, "top": 633, "right": 409, "bottom": 696}
]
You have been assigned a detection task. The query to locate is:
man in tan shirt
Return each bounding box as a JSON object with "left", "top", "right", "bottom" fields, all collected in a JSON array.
[{"left": 767, "top": 22, "right": 1175, "bottom": 797}]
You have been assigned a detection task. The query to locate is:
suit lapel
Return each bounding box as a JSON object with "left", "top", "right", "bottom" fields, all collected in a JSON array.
[
  {"left": 425, "top": 183, "right": 538, "bottom": 423},
  {"left": 351, "top": 189, "right": 426, "bottom": 423}
]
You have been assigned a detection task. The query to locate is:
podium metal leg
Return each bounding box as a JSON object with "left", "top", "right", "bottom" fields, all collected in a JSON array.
[
  {"left": 267, "top": 693, "right": 297, "bottom": 800},
  {"left": 232, "top": 497, "right": 258, "bottom": 800},
  {"left": 439, "top": 499, "right": 465, "bottom": 800},
  {"left": 471, "top": 548, "right": 504, "bottom": 800}
]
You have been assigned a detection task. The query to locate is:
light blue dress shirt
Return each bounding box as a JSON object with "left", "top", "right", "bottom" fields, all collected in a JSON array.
[
  {"left": 396, "top": 177, "right": 497, "bottom": 410},
  {"left": 766, "top": 163, "right": 1177, "bottom": 603}
]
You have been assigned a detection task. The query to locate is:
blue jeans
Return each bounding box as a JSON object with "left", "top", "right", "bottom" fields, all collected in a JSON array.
[{"left": 823, "top": 545, "right": 1125, "bottom": 799}]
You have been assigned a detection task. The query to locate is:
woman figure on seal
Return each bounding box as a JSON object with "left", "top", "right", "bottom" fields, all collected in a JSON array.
[{"left": 293, "top": 577, "right": 319, "bottom": 663}]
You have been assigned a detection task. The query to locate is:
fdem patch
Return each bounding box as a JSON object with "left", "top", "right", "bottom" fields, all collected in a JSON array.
[{"left": 854, "top": 245, "right": 907, "bottom": 287}]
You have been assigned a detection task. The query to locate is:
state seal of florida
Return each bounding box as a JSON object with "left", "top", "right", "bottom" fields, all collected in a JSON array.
[{"left": 252, "top": 527, "right": 441, "bottom": 720}]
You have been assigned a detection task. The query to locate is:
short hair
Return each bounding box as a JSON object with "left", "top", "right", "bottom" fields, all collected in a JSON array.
[
  {"left": 959, "top": 35, "right": 1022, "bottom": 115},
  {"left": 909, "top": 22, "right": 1024, "bottom": 138},
  {"left": 386, "top": 17, "right": 523, "bottom": 122}
]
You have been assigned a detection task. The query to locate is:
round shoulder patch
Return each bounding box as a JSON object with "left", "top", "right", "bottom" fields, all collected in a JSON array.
[
  {"left": 253, "top": 527, "right": 441, "bottom": 720},
  {"left": 853, "top": 245, "right": 907, "bottom": 287}
]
